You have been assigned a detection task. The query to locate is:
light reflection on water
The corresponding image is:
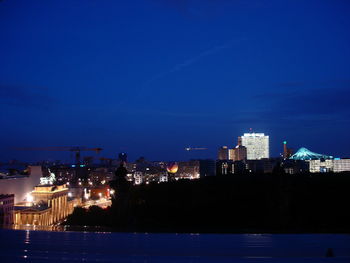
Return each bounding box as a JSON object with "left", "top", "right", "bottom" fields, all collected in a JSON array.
[{"left": 1, "top": 229, "right": 350, "bottom": 263}]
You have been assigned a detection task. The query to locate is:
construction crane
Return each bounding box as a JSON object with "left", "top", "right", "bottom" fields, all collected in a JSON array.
[
  {"left": 14, "top": 146, "right": 103, "bottom": 165},
  {"left": 185, "top": 147, "right": 207, "bottom": 151}
]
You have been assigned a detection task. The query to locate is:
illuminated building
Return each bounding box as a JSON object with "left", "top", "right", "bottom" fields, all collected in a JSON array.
[
  {"left": 228, "top": 149, "right": 234, "bottom": 160},
  {"left": 231, "top": 145, "right": 247, "bottom": 161},
  {"left": 334, "top": 159, "right": 350, "bottom": 172},
  {"left": 13, "top": 184, "right": 77, "bottom": 226},
  {"left": 283, "top": 141, "right": 293, "bottom": 159},
  {"left": 0, "top": 194, "right": 14, "bottom": 225},
  {"left": 177, "top": 161, "right": 200, "bottom": 179},
  {"left": 218, "top": 146, "right": 229, "bottom": 160},
  {"left": 309, "top": 158, "right": 350, "bottom": 173},
  {"left": 216, "top": 160, "right": 234, "bottom": 175},
  {"left": 240, "top": 133, "right": 269, "bottom": 160},
  {"left": 13, "top": 172, "right": 80, "bottom": 226},
  {"left": 90, "top": 186, "right": 110, "bottom": 199},
  {"left": 309, "top": 159, "right": 334, "bottom": 173},
  {"left": 159, "top": 173, "right": 168, "bottom": 183},
  {"left": 290, "top": 147, "right": 332, "bottom": 161},
  {"left": 134, "top": 172, "right": 143, "bottom": 185}
]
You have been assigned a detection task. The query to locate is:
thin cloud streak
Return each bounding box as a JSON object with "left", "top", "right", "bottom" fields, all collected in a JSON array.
[{"left": 145, "top": 38, "right": 246, "bottom": 85}]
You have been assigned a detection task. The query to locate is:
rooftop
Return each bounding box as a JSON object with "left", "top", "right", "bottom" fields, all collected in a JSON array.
[{"left": 290, "top": 147, "right": 333, "bottom": 160}]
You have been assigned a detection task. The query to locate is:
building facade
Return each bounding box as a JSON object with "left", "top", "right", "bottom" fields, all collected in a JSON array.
[
  {"left": 309, "top": 159, "right": 334, "bottom": 173},
  {"left": 240, "top": 133, "right": 269, "bottom": 160},
  {"left": 0, "top": 194, "right": 14, "bottom": 225},
  {"left": 309, "top": 159, "right": 350, "bottom": 173},
  {"left": 334, "top": 159, "right": 350, "bottom": 172},
  {"left": 231, "top": 145, "right": 247, "bottom": 161},
  {"left": 13, "top": 184, "right": 77, "bottom": 226},
  {"left": 218, "top": 146, "right": 229, "bottom": 160}
]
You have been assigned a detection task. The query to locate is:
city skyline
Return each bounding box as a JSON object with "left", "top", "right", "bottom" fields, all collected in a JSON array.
[{"left": 1, "top": 0, "right": 350, "bottom": 162}]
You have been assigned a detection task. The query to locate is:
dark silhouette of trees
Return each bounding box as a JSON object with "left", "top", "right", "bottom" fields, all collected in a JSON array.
[{"left": 65, "top": 172, "right": 350, "bottom": 233}]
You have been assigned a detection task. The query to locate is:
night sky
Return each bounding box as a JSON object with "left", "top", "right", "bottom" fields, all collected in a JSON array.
[{"left": 1, "top": 0, "right": 350, "bottom": 162}]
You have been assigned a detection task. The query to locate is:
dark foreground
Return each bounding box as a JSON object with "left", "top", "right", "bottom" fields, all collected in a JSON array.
[
  {"left": 1, "top": 229, "right": 350, "bottom": 262},
  {"left": 67, "top": 173, "right": 350, "bottom": 233}
]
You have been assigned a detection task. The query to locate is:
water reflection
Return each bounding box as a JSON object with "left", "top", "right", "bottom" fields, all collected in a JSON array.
[{"left": 1, "top": 229, "right": 350, "bottom": 263}]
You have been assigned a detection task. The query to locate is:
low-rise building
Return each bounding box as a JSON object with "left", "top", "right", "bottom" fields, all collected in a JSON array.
[
  {"left": 309, "top": 158, "right": 350, "bottom": 173},
  {"left": 309, "top": 159, "right": 334, "bottom": 173},
  {"left": 334, "top": 159, "right": 350, "bottom": 173}
]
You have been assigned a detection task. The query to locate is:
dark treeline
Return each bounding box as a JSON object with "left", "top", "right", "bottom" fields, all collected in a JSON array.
[{"left": 65, "top": 172, "right": 350, "bottom": 233}]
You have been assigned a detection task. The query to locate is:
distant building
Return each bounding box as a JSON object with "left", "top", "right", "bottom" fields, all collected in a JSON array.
[
  {"left": 0, "top": 194, "right": 14, "bottom": 225},
  {"left": 134, "top": 171, "right": 143, "bottom": 185},
  {"left": 283, "top": 160, "right": 309, "bottom": 174},
  {"left": 309, "top": 159, "right": 333, "bottom": 173},
  {"left": 309, "top": 158, "right": 350, "bottom": 173},
  {"left": 334, "top": 159, "right": 350, "bottom": 173},
  {"left": 283, "top": 141, "right": 293, "bottom": 159},
  {"left": 218, "top": 146, "right": 229, "bottom": 160},
  {"left": 158, "top": 173, "right": 168, "bottom": 183},
  {"left": 232, "top": 161, "right": 247, "bottom": 174},
  {"left": 232, "top": 145, "right": 247, "bottom": 161},
  {"left": 246, "top": 159, "right": 279, "bottom": 174},
  {"left": 240, "top": 133, "right": 269, "bottom": 160},
  {"left": 290, "top": 147, "right": 332, "bottom": 161},
  {"left": 177, "top": 161, "right": 200, "bottom": 179},
  {"left": 216, "top": 160, "right": 234, "bottom": 175}
]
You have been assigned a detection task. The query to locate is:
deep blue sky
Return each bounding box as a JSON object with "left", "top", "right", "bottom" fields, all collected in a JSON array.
[{"left": 1, "top": 0, "right": 350, "bottom": 162}]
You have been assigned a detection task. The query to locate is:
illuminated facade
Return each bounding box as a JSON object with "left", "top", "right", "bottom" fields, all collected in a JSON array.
[
  {"left": 177, "top": 161, "right": 200, "bottom": 179},
  {"left": 309, "top": 159, "right": 350, "bottom": 173},
  {"left": 240, "top": 133, "right": 269, "bottom": 160},
  {"left": 231, "top": 145, "right": 247, "bottom": 161},
  {"left": 13, "top": 184, "right": 78, "bottom": 226},
  {"left": 218, "top": 146, "right": 229, "bottom": 160},
  {"left": 334, "top": 159, "right": 350, "bottom": 172},
  {"left": 309, "top": 159, "right": 334, "bottom": 173},
  {"left": 290, "top": 147, "right": 332, "bottom": 161}
]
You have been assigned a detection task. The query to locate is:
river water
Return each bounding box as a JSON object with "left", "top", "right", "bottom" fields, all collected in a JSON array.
[{"left": 0, "top": 229, "right": 349, "bottom": 262}]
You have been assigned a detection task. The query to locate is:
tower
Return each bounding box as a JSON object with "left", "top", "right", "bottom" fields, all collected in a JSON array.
[{"left": 240, "top": 132, "right": 269, "bottom": 160}]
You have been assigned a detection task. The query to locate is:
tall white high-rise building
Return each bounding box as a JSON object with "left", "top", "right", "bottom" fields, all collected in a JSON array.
[{"left": 240, "top": 133, "right": 269, "bottom": 160}]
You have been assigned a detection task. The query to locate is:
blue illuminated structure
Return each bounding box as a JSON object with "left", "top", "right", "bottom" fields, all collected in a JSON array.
[{"left": 289, "top": 147, "right": 333, "bottom": 160}]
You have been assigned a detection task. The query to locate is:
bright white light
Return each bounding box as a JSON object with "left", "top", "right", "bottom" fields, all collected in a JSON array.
[
  {"left": 78, "top": 182, "right": 82, "bottom": 185},
  {"left": 98, "top": 193, "right": 102, "bottom": 198},
  {"left": 110, "top": 190, "right": 115, "bottom": 195},
  {"left": 26, "top": 193, "right": 33, "bottom": 202},
  {"left": 66, "top": 182, "right": 70, "bottom": 185},
  {"left": 68, "top": 192, "right": 72, "bottom": 198}
]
